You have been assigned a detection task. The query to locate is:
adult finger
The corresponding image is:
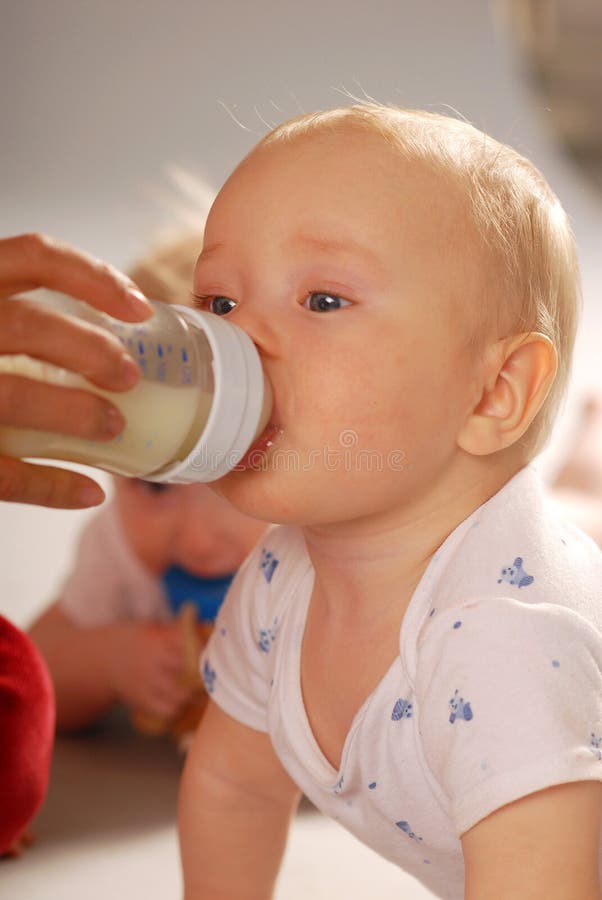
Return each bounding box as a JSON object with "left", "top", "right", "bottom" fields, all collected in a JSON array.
[
  {"left": 0, "top": 299, "right": 140, "bottom": 391},
  {"left": 0, "top": 375, "right": 126, "bottom": 438},
  {"left": 0, "top": 233, "right": 152, "bottom": 321},
  {"left": 0, "top": 457, "right": 105, "bottom": 508}
]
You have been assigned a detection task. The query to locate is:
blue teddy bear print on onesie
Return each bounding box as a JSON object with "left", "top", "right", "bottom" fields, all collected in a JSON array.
[
  {"left": 258, "top": 617, "right": 279, "bottom": 653},
  {"left": 202, "top": 660, "right": 216, "bottom": 694},
  {"left": 391, "top": 698, "right": 413, "bottom": 720},
  {"left": 497, "top": 556, "right": 534, "bottom": 588},
  {"left": 260, "top": 549, "right": 279, "bottom": 583},
  {"left": 395, "top": 820, "right": 423, "bottom": 843},
  {"left": 449, "top": 689, "right": 473, "bottom": 724}
]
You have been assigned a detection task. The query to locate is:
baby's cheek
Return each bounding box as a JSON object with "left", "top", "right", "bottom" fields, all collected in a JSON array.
[{"left": 147, "top": 515, "right": 180, "bottom": 559}]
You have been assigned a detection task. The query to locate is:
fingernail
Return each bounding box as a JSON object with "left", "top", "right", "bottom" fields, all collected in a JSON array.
[
  {"left": 105, "top": 405, "right": 125, "bottom": 437},
  {"left": 126, "top": 288, "right": 153, "bottom": 317},
  {"left": 78, "top": 483, "right": 105, "bottom": 507},
  {"left": 120, "top": 353, "right": 141, "bottom": 387}
]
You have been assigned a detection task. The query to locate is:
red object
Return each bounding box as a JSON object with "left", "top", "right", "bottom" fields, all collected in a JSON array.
[{"left": 0, "top": 615, "right": 55, "bottom": 855}]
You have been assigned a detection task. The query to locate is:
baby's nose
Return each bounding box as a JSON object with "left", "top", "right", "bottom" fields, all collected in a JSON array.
[{"left": 229, "top": 306, "right": 280, "bottom": 359}]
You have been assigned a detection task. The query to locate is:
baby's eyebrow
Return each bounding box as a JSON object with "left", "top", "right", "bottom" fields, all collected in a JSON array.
[
  {"left": 196, "top": 242, "right": 225, "bottom": 263},
  {"left": 197, "top": 234, "right": 385, "bottom": 278},
  {"left": 288, "top": 232, "right": 384, "bottom": 271}
]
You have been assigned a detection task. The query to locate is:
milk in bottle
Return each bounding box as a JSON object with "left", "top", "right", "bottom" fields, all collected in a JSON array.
[{"left": 0, "top": 293, "right": 272, "bottom": 483}]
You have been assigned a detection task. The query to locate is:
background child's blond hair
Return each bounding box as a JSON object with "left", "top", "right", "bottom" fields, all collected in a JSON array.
[
  {"left": 128, "top": 230, "right": 204, "bottom": 308},
  {"left": 262, "top": 104, "right": 581, "bottom": 458}
]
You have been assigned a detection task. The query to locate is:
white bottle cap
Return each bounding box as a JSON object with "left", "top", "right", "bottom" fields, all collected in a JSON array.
[{"left": 151, "top": 307, "right": 272, "bottom": 483}]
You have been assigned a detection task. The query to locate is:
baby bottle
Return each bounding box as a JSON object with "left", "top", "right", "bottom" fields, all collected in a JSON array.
[{"left": 0, "top": 292, "right": 272, "bottom": 483}]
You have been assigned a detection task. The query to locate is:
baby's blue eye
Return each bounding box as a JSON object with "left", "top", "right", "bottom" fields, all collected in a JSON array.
[
  {"left": 209, "top": 296, "right": 237, "bottom": 316},
  {"left": 304, "top": 292, "right": 351, "bottom": 312}
]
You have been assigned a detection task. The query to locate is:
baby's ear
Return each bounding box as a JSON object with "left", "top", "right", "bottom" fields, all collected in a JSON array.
[{"left": 457, "top": 332, "right": 557, "bottom": 456}]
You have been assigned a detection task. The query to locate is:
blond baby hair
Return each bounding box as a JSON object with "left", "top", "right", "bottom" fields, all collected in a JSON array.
[{"left": 261, "top": 104, "right": 581, "bottom": 458}]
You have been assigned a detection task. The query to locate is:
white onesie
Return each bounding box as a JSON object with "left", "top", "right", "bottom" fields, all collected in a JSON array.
[
  {"left": 58, "top": 504, "right": 169, "bottom": 627},
  {"left": 201, "top": 462, "right": 602, "bottom": 899}
]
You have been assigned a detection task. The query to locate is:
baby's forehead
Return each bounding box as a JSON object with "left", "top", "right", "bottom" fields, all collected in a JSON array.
[
  {"left": 205, "top": 127, "right": 486, "bottom": 338},
  {"left": 209, "top": 126, "right": 482, "bottom": 276},
  {"left": 217, "top": 123, "right": 472, "bottom": 239}
]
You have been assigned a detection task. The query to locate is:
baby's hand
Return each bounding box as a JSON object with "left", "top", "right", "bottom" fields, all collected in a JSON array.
[{"left": 108, "top": 620, "right": 199, "bottom": 719}]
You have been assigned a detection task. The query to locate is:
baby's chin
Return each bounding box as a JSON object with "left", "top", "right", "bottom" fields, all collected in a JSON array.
[
  {"left": 210, "top": 470, "right": 286, "bottom": 523},
  {"left": 210, "top": 471, "right": 342, "bottom": 529}
]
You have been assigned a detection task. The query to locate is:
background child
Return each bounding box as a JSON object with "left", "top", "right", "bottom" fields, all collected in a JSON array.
[
  {"left": 177, "top": 104, "right": 602, "bottom": 900},
  {"left": 29, "top": 231, "right": 268, "bottom": 734}
]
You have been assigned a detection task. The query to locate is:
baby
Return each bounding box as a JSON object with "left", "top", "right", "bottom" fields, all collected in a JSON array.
[
  {"left": 177, "top": 105, "right": 602, "bottom": 899},
  {"left": 29, "top": 231, "right": 267, "bottom": 735}
]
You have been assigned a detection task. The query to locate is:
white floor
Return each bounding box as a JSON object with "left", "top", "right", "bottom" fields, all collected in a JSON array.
[{"left": 0, "top": 712, "right": 436, "bottom": 900}]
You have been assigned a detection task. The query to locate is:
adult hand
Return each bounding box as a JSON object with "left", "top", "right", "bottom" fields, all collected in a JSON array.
[
  {"left": 0, "top": 233, "right": 153, "bottom": 508},
  {"left": 108, "top": 620, "right": 198, "bottom": 720}
]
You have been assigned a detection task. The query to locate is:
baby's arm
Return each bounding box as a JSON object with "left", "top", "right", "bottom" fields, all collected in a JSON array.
[
  {"left": 29, "top": 602, "right": 195, "bottom": 730},
  {"left": 461, "top": 781, "right": 602, "bottom": 899},
  {"left": 178, "top": 700, "right": 301, "bottom": 900}
]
